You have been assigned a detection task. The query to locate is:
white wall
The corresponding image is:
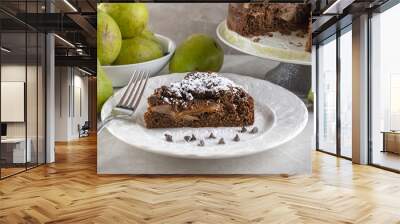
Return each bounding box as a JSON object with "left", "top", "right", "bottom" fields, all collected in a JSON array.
[
  {"left": 71, "top": 74, "right": 89, "bottom": 138},
  {"left": 54, "top": 67, "right": 89, "bottom": 141},
  {"left": 55, "top": 66, "right": 69, "bottom": 141}
]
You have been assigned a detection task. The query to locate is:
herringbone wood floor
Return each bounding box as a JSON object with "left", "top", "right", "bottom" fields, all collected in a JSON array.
[{"left": 1, "top": 135, "right": 400, "bottom": 224}]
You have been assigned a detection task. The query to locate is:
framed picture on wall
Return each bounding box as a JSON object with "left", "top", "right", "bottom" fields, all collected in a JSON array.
[{"left": 1, "top": 81, "right": 25, "bottom": 122}]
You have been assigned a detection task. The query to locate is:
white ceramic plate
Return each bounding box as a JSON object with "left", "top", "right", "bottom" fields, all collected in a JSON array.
[
  {"left": 102, "top": 34, "right": 176, "bottom": 87},
  {"left": 101, "top": 73, "right": 308, "bottom": 159},
  {"left": 217, "top": 20, "right": 311, "bottom": 65}
]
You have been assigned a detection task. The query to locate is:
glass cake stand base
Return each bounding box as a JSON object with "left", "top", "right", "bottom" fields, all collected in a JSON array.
[
  {"left": 265, "top": 62, "right": 311, "bottom": 97},
  {"left": 265, "top": 62, "right": 312, "bottom": 109}
]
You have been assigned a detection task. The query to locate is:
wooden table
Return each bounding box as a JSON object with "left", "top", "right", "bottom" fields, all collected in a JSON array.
[{"left": 382, "top": 131, "right": 400, "bottom": 154}]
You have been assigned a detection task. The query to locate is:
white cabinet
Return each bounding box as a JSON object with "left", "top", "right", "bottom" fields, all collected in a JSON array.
[{"left": 1, "top": 138, "right": 32, "bottom": 163}]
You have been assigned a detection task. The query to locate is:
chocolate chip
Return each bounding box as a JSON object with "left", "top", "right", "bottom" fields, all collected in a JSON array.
[
  {"left": 164, "top": 134, "right": 173, "bottom": 142},
  {"left": 184, "top": 136, "right": 191, "bottom": 142},
  {"left": 198, "top": 140, "right": 205, "bottom": 147},
  {"left": 190, "top": 134, "right": 196, "bottom": 141},
  {"left": 208, "top": 132, "right": 216, "bottom": 139},
  {"left": 249, "top": 127, "right": 258, "bottom": 134},
  {"left": 218, "top": 138, "right": 225, "bottom": 145},
  {"left": 239, "top": 127, "right": 247, "bottom": 133},
  {"left": 233, "top": 134, "right": 240, "bottom": 142}
]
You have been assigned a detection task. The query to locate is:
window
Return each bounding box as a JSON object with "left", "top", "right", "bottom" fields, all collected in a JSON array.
[
  {"left": 316, "top": 25, "right": 353, "bottom": 159},
  {"left": 317, "top": 35, "right": 337, "bottom": 154},
  {"left": 370, "top": 2, "right": 400, "bottom": 171},
  {"left": 340, "top": 27, "right": 352, "bottom": 158},
  {"left": 390, "top": 74, "right": 400, "bottom": 130}
]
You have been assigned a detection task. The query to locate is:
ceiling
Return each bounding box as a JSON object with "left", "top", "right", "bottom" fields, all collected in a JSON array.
[
  {"left": 0, "top": 0, "right": 96, "bottom": 74},
  {"left": 312, "top": 0, "right": 391, "bottom": 43},
  {"left": 0, "top": 0, "right": 96, "bottom": 14}
]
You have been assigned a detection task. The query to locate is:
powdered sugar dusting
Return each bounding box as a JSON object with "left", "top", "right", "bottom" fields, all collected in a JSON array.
[
  {"left": 163, "top": 97, "right": 171, "bottom": 104},
  {"left": 166, "top": 72, "right": 240, "bottom": 101}
]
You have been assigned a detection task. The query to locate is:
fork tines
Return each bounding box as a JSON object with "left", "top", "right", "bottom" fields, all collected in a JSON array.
[{"left": 117, "top": 70, "right": 149, "bottom": 111}]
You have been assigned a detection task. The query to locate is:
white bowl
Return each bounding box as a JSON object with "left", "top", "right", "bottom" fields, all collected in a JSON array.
[{"left": 102, "top": 34, "right": 176, "bottom": 87}]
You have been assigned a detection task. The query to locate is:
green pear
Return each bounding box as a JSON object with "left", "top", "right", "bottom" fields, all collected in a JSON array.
[
  {"left": 98, "top": 3, "right": 149, "bottom": 39},
  {"left": 114, "top": 36, "right": 163, "bottom": 65},
  {"left": 140, "top": 28, "right": 158, "bottom": 43},
  {"left": 97, "top": 10, "right": 122, "bottom": 65},
  {"left": 169, "top": 34, "right": 224, "bottom": 73},
  {"left": 97, "top": 60, "right": 113, "bottom": 113},
  {"left": 307, "top": 89, "right": 314, "bottom": 103}
]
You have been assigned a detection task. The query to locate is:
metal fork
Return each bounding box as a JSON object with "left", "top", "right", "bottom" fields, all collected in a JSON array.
[{"left": 98, "top": 70, "right": 150, "bottom": 133}]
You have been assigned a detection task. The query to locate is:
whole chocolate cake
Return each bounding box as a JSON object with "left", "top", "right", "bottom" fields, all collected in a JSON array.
[{"left": 227, "top": 3, "right": 311, "bottom": 51}]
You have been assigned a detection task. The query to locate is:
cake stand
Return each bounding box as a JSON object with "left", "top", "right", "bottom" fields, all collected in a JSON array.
[{"left": 216, "top": 20, "right": 312, "bottom": 100}]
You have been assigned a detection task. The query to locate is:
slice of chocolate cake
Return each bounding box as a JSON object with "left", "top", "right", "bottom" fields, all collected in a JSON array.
[
  {"left": 144, "top": 72, "right": 254, "bottom": 128},
  {"left": 227, "top": 3, "right": 311, "bottom": 52}
]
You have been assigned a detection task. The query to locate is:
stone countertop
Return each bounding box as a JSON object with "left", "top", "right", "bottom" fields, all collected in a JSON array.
[{"left": 158, "top": 54, "right": 280, "bottom": 79}]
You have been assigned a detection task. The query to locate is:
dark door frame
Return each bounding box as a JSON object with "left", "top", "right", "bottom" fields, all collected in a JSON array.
[{"left": 315, "top": 23, "right": 352, "bottom": 161}]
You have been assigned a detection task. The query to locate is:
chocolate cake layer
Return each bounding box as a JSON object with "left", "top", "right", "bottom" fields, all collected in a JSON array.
[
  {"left": 227, "top": 3, "right": 311, "bottom": 52},
  {"left": 144, "top": 72, "right": 254, "bottom": 128}
]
